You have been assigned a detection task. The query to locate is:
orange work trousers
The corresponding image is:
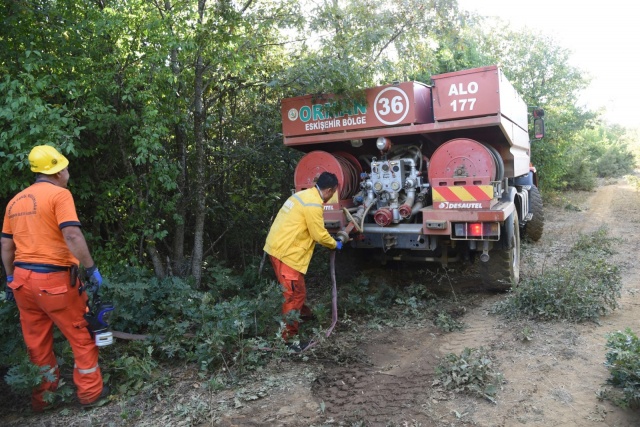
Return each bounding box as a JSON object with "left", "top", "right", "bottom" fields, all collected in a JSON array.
[
  {"left": 10, "top": 267, "right": 103, "bottom": 411},
  {"left": 269, "top": 256, "right": 312, "bottom": 340}
]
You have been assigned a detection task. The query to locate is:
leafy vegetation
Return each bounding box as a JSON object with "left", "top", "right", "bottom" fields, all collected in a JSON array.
[
  {"left": 491, "top": 226, "right": 622, "bottom": 322},
  {"left": 1, "top": 0, "right": 638, "bottom": 416},
  {"left": 434, "top": 311, "right": 465, "bottom": 332},
  {"left": 434, "top": 347, "right": 503, "bottom": 403},
  {"left": 601, "top": 328, "right": 640, "bottom": 408}
]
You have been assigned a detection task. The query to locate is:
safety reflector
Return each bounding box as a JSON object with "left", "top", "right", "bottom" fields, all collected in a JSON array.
[{"left": 432, "top": 185, "right": 493, "bottom": 202}]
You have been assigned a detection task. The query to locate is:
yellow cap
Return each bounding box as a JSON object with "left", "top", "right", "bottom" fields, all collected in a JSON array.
[{"left": 28, "top": 145, "right": 69, "bottom": 175}]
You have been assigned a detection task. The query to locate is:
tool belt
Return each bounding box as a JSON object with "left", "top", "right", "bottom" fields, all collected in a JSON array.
[{"left": 15, "top": 263, "right": 79, "bottom": 288}]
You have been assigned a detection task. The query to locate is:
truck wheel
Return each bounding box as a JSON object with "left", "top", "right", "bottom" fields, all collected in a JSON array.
[
  {"left": 524, "top": 185, "right": 544, "bottom": 242},
  {"left": 480, "top": 212, "right": 520, "bottom": 291}
]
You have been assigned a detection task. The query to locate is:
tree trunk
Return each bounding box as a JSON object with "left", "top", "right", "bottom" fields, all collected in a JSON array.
[
  {"left": 147, "top": 242, "right": 166, "bottom": 279},
  {"left": 190, "top": 0, "right": 207, "bottom": 288},
  {"left": 166, "top": 3, "right": 187, "bottom": 277}
]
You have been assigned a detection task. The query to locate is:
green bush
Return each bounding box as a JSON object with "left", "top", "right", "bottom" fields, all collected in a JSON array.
[
  {"left": 492, "top": 226, "right": 621, "bottom": 322},
  {"left": 434, "top": 347, "right": 503, "bottom": 403},
  {"left": 336, "top": 274, "right": 397, "bottom": 316},
  {"left": 100, "top": 262, "right": 283, "bottom": 369},
  {"left": 4, "top": 359, "right": 50, "bottom": 395},
  {"left": 596, "top": 144, "right": 636, "bottom": 178},
  {"left": 560, "top": 145, "right": 597, "bottom": 191},
  {"left": 434, "top": 311, "right": 465, "bottom": 332},
  {"left": 0, "top": 302, "right": 24, "bottom": 367},
  {"left": 603, "top": 328, "right": 640, "bottom": 408}
]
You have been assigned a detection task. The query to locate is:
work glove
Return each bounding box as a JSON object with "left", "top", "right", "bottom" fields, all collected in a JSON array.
[
  {"left": 84, "top": 265, "right": 103, "bottom": 295},
  {"left": 5, "top": 275, "right": 15, "bottom": 303},
  {"left": 335, "top": 240, "right": 343, "bottom": 250}
]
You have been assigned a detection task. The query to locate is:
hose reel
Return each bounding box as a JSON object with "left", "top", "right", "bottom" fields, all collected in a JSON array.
[{"left": 294, "top": 150, "right": 361, "bottom": 200}]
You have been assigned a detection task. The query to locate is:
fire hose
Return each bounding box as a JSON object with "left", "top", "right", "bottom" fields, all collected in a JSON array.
[{"left": 299, "top": 250, "right": 338, "bottom": 352}]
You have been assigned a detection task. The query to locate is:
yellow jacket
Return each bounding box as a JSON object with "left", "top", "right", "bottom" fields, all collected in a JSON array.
[{"left": 264, "top": 187, "right": 337, "bottom": 273}]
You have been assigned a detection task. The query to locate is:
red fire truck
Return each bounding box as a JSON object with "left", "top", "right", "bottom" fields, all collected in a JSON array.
[{"left": 280, "top": 65, "right": 544, "bottom": 290}]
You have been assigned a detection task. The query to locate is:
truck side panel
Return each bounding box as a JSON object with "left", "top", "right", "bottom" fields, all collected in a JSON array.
[{"left": 281, "top": 82, "right": 434, "bottom": 138}]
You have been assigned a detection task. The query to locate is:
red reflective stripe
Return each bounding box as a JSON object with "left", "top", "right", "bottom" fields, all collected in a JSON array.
[
  {"left": 435, "top": 187, "right": 461, "bottom": 202},
  {"left": 465, "top": 186, "right": 492, "bottom": 201}
]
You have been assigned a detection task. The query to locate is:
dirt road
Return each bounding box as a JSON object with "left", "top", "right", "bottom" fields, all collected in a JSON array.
[
  {"left": 4, "top": 178, "right": 640, "bottom": 427},
  {"left": 213, "top": 178, "right": 640, "bottom": 427}
]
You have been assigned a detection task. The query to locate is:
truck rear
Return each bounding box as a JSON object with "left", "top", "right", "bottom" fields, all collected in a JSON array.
[{"left": 280, "top": 65, "right": 544, "bottom": 290}]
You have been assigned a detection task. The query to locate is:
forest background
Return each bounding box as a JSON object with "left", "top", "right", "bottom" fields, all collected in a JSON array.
[{"left": 0, "top": 0, "right": 638, "bottom": 405}]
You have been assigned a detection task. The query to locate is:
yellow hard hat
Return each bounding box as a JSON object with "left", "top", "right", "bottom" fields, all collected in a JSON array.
[{"left": 28, "top": 145, "right": 69, "bottom": 175}]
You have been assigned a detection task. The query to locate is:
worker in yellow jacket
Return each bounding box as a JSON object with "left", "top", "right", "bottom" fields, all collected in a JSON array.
[{"left": 264, "top": 172, "right": 342, "bottom": 346}]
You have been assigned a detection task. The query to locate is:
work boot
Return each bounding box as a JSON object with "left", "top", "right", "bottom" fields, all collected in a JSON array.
[
  {"left": 80, "top": 385, "right": 110, "bottom": 409},
  {"left": 286, "top": 341, "right": 309, "bottom": 353}
]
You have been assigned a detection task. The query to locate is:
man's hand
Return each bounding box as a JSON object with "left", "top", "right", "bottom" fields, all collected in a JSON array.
[
  {"left": 335, "top": 240, "right": 343, "bottom": 250},
  {"left": 84, "top": 265, "right": 102, "bottom": 294},
  {"left": 5, "top": 275, "right": 14, "bottom": 303}
]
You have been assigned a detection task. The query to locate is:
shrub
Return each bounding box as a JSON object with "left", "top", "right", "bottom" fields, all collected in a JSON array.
[
  {"left": 595, "top": 143, "right": 636, "bottom": 178},
  {"left": 603, "top": 328, "right": 640, "bottom": 408},
  {"left": 4, "top": 359, "right": 50, "bottom": 396},
  {"left": 336, "top": 274, "right": 397, "bottom": 316},
  {"left": 492, "top": 226, "right": 622, "bottom": 322},
  {"left": 0, "top": 302, "right": 24, "bottom": 367},
  {"left": 434, "top": 347, "right": 503, "bottom": 403},
  {"left": 434, "top": 311, "right": 465, "bottom": 332},
  {"left": 99, "top": 262, "right": 283, "bottom": 370}
]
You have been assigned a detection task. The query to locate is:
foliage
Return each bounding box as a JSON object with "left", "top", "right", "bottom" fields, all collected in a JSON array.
[
  {"left": 434, "top": 347, "right": 503, "bottom": 403},
  {"left": 4, "top": 359, "right": 50, "bottom": 395},
  {"left": 1, "top": 0, "right": 636, "bottom": 410},
  {"left": 0, "top": 302, "right": 23, "bottom": 367},
  {"left": 101, "top": 262, "right": 282, "bottom": 372},
  {"left": 434, "top": 311, "right": 465, "bottom": 332},
  {"left": 602, "top": 328, "right": 640, "bottom": 408},
  {"left": 335, "top": 274, "right": 397, "bottom": 316},
  {"left": 557, "top": 142, "right": 598, "bottom": 191},
  {"left": 625, "top": 175, "right": 640, "bottom": 192},
  {"left": 0, "top": 0, "right": 618, "bottom": 277},
  {"left": 492, "top": 226, "right": 622, "bottom": 322},
  {"left": 570, "top": 125, "right": 636, "bottom": 182},
  {"left": 103, "top": 343, "right": 160, "bottom": 397}
]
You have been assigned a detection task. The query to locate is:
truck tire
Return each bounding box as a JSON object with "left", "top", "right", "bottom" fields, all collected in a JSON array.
[
  {"left": 523, "top": 185, "right": 544, "bottom": 242},
  {"left": 480, "top": 212, "right": 520, "bottom": 291}
]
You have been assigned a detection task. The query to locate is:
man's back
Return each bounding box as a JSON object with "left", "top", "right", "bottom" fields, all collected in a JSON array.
[{"left": 3, "top": 181, "right": 80, "bottom": 266}]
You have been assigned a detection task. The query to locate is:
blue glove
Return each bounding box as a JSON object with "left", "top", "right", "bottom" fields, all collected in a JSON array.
[
  {"left": 85, "top": 265, "right": 102, "bottom": 293},
  {"left": 335, "top": 240, "right": 343, "bottom": 250},
  {"left": 5, "top": 275, "right": 14, "bottom": 303}
]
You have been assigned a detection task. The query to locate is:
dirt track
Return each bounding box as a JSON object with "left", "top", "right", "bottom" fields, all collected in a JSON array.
[
  {"left": 3, "top": 177, "right": 640, "bottom": 426},
  {"left": 213, "top": 177, "right": 640, "bottom": 427}
]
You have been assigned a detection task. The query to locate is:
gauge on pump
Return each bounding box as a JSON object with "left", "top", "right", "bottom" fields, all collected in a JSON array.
[{"left": 376, "top": 137, "right": 392, "bottom": 152}]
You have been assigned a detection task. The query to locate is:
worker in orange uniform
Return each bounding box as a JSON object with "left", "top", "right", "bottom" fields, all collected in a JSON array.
[
  {"left": 264, "top": 172, "right": 342, "bottom": 351},
  {"left": 1, "top": 145, "right": 109, "bottom": 411}
]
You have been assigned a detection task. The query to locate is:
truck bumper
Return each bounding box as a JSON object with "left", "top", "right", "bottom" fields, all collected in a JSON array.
[{"left": 420, "top": 201, "right": 515, "bottom": 235}]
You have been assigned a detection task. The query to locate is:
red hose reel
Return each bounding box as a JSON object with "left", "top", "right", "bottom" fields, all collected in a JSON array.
[{"left": 294, "top": 151, "right": 361, "bottom": 200}]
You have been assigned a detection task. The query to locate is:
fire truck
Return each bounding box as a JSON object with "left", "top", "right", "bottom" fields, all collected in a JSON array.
[{"left": 280, "top": 65, "right": 544, "bottom": 290}]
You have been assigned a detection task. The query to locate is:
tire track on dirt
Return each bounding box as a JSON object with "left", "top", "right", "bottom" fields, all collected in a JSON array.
[{"left": 312, "top": 328, "right": 440, "bottom": 425}]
